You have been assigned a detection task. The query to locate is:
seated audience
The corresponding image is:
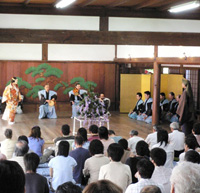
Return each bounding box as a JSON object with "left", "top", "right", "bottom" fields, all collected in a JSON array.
[
  {"left": 145, "top": 126, "right": 161, "bottom": 150},
  {"left": 126, "top": 141, "right": 150, "bottom": 183},
  {"left": 128, "top": 92, "right": 144, "bottom": 120},
  {"left": 137, "top": 91, "right": 153, "bottom": 124},
  {"left": 118, "top": 138, "right": 132, "bottom": 163},
  {"left": 83, "top": 180, "right": 123, "bottom": 193},
  {"left": 88, "top": 125, "right": 100, "bottom": 142},
  {"left": 159, "top": 92, "right": 169, "bottom": 120},
  {"left": 165, "top": 92, "right": 177, "bottom": 122},
  {"left": 69, "top": 136, "right": 90, "bottom": 185},
  {"left": 192, "top": 122, "right": 200, "bottom": 146},
  {"left": 108, "top": 130, "right": 122, "bottom": 143},
  {"left": 170, "top": 161, "right": 200, "bottom": 193},
  {"left": 48, "top": 141, "right": 77, "bottom": 191},
  {"left": 0, "top": 153, "right": 7, "bottom": 160},
  {"left": 140, "top": 185, "right": 161, "bottom": 193},
  {"left": 83, "top": 139, "right": 110, "bottom": 184},
  {"left": 128, "top": 130, "right": 144, "bottom": 155},
  {"left": 185, "top": 150, "right": 200, "bottom": 164},
  {"left": 56, "top": 182, "right": 82, "bottom": 193},
  {"left": 0, "top": 160, "right": 25, "bottom": 193},
  {"left": 150, "top": 148, "right": 172, "bottom": 193},
  {"left": 1, "top": 128, "right": 16, "bottom": 159},
  {"left": 10, "top": 140, "right": 29, "bottom": 172},
  {"left": 152, "top": 129, "right": 174, "bottom": 168},
  {"left": 18, "top": 135, "right": 29, "bottom": 144},
  {"left": 169, "top": 95, "right": 181, "bottom": 123},
  {"left": 99, "top": 143, "right": 132, "bottom": 192},
  {"left": 99, "top": 126, "right": 115, "bottom": 155},
  {"left": 168, "top": 122, "right": 185, "bottom": 159},
  {"left": 125, "top": 159, "right": 162, "bottom": 193},
  {"left": 24, "top": 152, "right": 49, "bottom": 193}
]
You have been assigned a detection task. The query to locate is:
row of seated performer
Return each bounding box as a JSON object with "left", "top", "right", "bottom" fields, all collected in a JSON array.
[{"left": 128, "top": 91, "right": 180, "bottom": 124}]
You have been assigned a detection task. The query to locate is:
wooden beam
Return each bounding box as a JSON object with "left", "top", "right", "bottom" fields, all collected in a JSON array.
[
  {"left": 100, "top": 16, "right": 108, "bottom": 31},
  {"left": 106, "top": 0, "right": 132, "bottom": 8},
  {"left": 24, "top": 0, "right": 31, "bottom": 5},
  {"left": 133, "top": 0, "right": 162, "bottom": 10},
  {"left": 42, "top": 43, "right": 48, "bottom": 61},
  {"left": 159, "top": 0, "right": 189, "bottom": 11},
  {"left": 79, "top": 0, "right": 97, "bottom": 7}
]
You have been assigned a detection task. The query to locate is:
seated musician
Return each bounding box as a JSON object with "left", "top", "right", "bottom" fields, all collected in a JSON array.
[
  {"left": 99, "top": 93, "right": 110, "bottom": 113},
  {"left": 69, "top": 83, "right": 87, "bottom": 118},
  {"left": 160, "top": 92, "right": 169, "bottom": 120},
  {"left": 128, "top": 92, "right": 144, "bottom": 120},
  {"left": 38, "top": 84, "right": 57, "bottom": 119}
]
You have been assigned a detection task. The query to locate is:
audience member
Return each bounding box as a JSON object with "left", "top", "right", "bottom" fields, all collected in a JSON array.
[
  {"left": 165, "top": 92, "right": 177, "bottom": 122},
  {"left": 118, "top": 138, "right": 132, "bottom": 163},
  {"left": 152, "top": 129, "right": 174, "bottom": 168},
  {"left": 128, "top": 130, "right": 144, "bottom": 155},
  {"left": 56, "top": 182, "right": 82, "bottom": 193},
  {"left": 160, "top": 92, "right": 169, "bottom": 120},
  {"left": 88, "top": 125, "right": 100, "bottom": 142},
  {"left": 98, "top": 126, "right": 115, "bottom": 155},
  {"left": 170, "top": 162, "right": 200, "bottom": 193},
  {"left": 0, "top": 153, "right": 7, "bottom": 160},
  {"left": 169, "top": 95, "right": 181, "bottom": 123},
  {"left": 99, "top": 143, "right": 132, "bottom": 192},
  {"left": 24, "top": 152, "right": 49, "bottom": 193},
  {"left": 69, "top": 136, "right": 90, "bottom": 185},
  {"left": 126, "top": 141, "right": 150, "bottom": 183},
  {"left": 83, "top": 180, "right": 123, "bottom": 193},
  {"left": 150, "top": 148, "right": 172, "bottom": 193},
  {"left": 192, "top": 122, "right": 200, "bottom": 146},
  {"left": 49, "top": 141, "right": 77, "bottom": 191},
  {"left": 185, "top": 150, "right": 200, "bottom": 164},
  {"left": 1, "top": 128, "right": 16, "bottom": 159},
  {"left": 140, "top": 185, "right": 161, "bottom": 193},
  {"left": 108, "top": 130, "right": 122, "bottom": 143},
  {"left": 18, "top": 135, "right": 29, "bottom": 144},
  {"left": 0, "top": 160, "right": 25, "bottom": 193},
  {"left": 83, "top": 140, "right": 110, "bottom": 184}
]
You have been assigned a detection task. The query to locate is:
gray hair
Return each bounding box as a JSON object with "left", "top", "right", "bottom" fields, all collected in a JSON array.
[
  {"left": 129, "top": 130, "right": 138, "bottom": 136},
  {"left": 140, "top": 185, "right": 161, "bottom": 193},
  {"left": 170, "top": 122, "right": 179, "bottom": 130},
  {"left": 15, "top": 141, "right": 29, "bottom": 156}
]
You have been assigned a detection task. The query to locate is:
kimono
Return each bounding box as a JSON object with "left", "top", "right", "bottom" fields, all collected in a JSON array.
[
  {"left": 137, "top": 98, "right": 153, "bottom": 124},
  {"left": 2, "top": 84, "right": 22, "bottom": 123},
  {"left": 69, "top": 89, "right": 87, "bottom": 118},
  {"left": 38, "top": 90, "right": 57, "bottom": 119},
  {"left": 160, "top": 98, "right": 169, "bottom": 120},
  {"left": 128, "top": 99, "right": 144, "bottom": 119},
  {"left": 165, "top": 98, "right": 178, "bottom": 122}
]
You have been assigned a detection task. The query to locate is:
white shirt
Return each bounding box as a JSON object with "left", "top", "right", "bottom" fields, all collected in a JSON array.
[
  {"left": 145, "top": 132, "right": 157, "bottom": 150},
  {"left": 179, "top": 149, "right": 193, "bottom": 162},
  {"left": 1, "top": 139, "right": 16, "bottom": 159},
  {"left": 99, "top": 161, "right": 132, "bottom": 192},
  {"left": 128, "top": 136, "right": 144, "bottom": 154},
  {"left": 169, "top": 130, "right": 185, "bottom": 151},
  {"left": 48, "top": 155, "right": 77, "bottom": 190},
  {"left": 152, "top": 143, "right": 174, "bottom": 169},
  {"left": 151, "top": 166, "right": 172, "bottom": 193}
]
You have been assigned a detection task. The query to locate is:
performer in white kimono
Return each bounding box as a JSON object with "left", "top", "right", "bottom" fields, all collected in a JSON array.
[
  {"left": 99, "top": 93, "right": 111, "bottom": 113},
  {"left": 38, "top": 84, "right": 57, "bottom": 119},
  {"left": 69, "top": 83, "right": 87, "bottom": 118}
]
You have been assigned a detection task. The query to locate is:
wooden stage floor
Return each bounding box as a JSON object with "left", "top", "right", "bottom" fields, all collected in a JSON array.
[{"left": 0, "top": 111, "right": 170, "bottom": 143}]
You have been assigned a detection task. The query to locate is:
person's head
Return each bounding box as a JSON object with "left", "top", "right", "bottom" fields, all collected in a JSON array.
[
  {"left": 152, "top": 125, "right": 162, "bottom": 133},
  {"left": 75, "top": 83, "right": 81, "bottom": 90},
  {"left": 0, "top": 160, "right": 25, "bottom": 193},
  {"left": 98, "top": 126, "right": 109, "bottom": 140},
  {"left": 89, "top": 125, "right": 98, "bottom": 134},
  {"left": 136, "top": 92, "right": 142, "bottom": 100},
  {"left": 185, "top": 150, "right": 200, "bottom": 164},
  {"left": 150, "top": 148, "right": 166, "bottom": 166},
  {"left": 185, "top": 135, "right": 198, "bottom": 151},
  {"left": 176, "top": 95, "right": 181, "bottom": 102},
  {"left": 193, "top": 122, "right": 200, "bottom": 135},
  {"left": 77, "top": 127, "right": 88, "bottom": 142},
  {"left": 24, "top": 152, "right": 40, "bottom": 173},
  {"left": 108, "top": 130, "right": 116, "bottom": 136},
  {"left": 118, "top": 138, "right": 128, "bottom": 150},
  {"left": 18, "top": 135, "right": 28, "bottom": 144},
  {"left": 157, "top": 129, "right": 168, "bottom": 146},
  {"left": 99, "top": 93, "right": 105, "bottom": 100},
  {"left": 0, "top": 153, "right": 7, "bottom": 160},
  {"left": 169, "top": 92, "right": 175, "bottom": 100},
  {"left": 160, "top": 92, "right": 165, "bottom": 100},
  {"left": 170, "top": 122, "right": 179, "bottom": 132},
  {"left": 170, "top": 162, "right": 200, "bottom": 193},
  {"left": 182, "top": 79, "right": 193, "bottom": 98},
  {"left": 136, "top": 141, "right": 150, "bottom": 157},
  {"left": 107, "top": 143, "right": 124, "bottom": 162},
  {"left": 140, "top": 185, "right": 161, "bottom": 193},
  {"left": 74, "top": 136, "right": 84, "bottom": 147},
  {"left": 58, "top": 141, "right": 70, "bottom": 157},
  {"left": 136, "top": 158, "right": 155, "bottom": 179},
  {"left": 56, "top": 182, "right": 82, "bottom": 193},
  {"left": 15, "top": 141, "right": 29, "bottom": 157},
  {"left": 11, "top": 77, "right": 18, "bottom": 85},
  {"left": 44, "top": 84, "right": 50, "bottom": 92},
  {"left": 144, "top": 91, "right": 151, "bottom": 99},
  {"left": 4, "top": 129, "right": 12, "bottom": 139},
  {"left": 29, "top": 126, "right": 42, "bottom": 139},
  {"left": 83, "top": 180, "right": 123, "bottom": 193},
  {"left": 129, "top": 130, "right": 138, "bottom": 137},
  {"left": 89, "top": 139, "right": 104, "bottom": 156},
  {"left": 61, "top": 124, "right": 70, "bottom": 136}
]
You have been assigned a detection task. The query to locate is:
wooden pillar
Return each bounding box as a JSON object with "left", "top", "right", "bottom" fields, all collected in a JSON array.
[
  {"left": 42, "top": 43, "right": 48, "bottom": 61},
  {"left": 152, "top": 45, "right": 160, "bottom": 125},
  {"left": 100, "top": 16, "right": 108, "bottom": 31}
]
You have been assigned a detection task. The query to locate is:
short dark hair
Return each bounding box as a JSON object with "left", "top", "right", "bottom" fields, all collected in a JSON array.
[
  {"left": 89, "top": 140, "right": 104, "bottom": 156},
  {"left": 61, "top": 124, "right": 70, "bottom": 135},
  {"left": 160, "top": 92, "right": 165, "bottom": 97},
  {"left": 118, "top": 138, "right": 128, "bottom": 150},
  {"left": 56, "top": 182, "right": 82, "bottom": 193},
  {"left": 193, "top": 122, "right": 200, "bottom": 135},
  {"left": 136, "top": 141, "right": 150, "bottom": 157},
  {"left": 98, "top": 126, "right": 109, "bottom": 140},
  {"left": 11, "top": 77, "right": 17, "bottom": 83},
  {"left": 107, "top": 143, "right": 124, "bottom": 162},
  {"left": 15, "top": 141, "right": 29, "bottom": 156},
  {"left": 29, "top": 126, "right": 42, "bottom": 139},
  {"left": 58, "top": 141, "right": 70, "bottom": 157},
  {"left": 137, "top": 92, "right": 142, "bottom": 98},
  {"left": 136, "top": 158, "right": 155, "bottom": 179},
  {"left": 169, "top": 92, "right": 175, "bottom": 97},
  {"left": 18, "top": 135, "right": 28, "bottom": 144},
  {"left": 77, "top": 127, "right": 88, "bottom": 142},
  {"left": 150, "top": 148, "right": 166, "bottom": 166},
  {"left": 185, "top": 150, "right": 200, "bottom": 164},
  {"left": 144, "top": 91, "right": 151, "bottom": 96},
  {"left": 89, "top": 125, "right": 98, "bottom": 134},
  {"left": 140, "top": 185, "right": 161, "bottom": 193},
  {"left": 0, "top": 160, "right": 25, "bottom": 193},
  {"left": 4, "top": 129, "right": 12, "bottom": 139},
  {"left": 108, "top": 130, "right": 115, "bottom": 135},
  {"left": 157, "top": 129, "right": 168, "bottom": 147},
  {"left": 75, "top": 83, "right": 80, "bottom": 86},
  {"left": 74, "top": 136, "right": 84, "bottom": 146},
  {"left": 24, "top": 152, "right": 40, "bottom": 172},
  {"left": 185, "top": 135, "right": 198, "bottom": 150}
]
